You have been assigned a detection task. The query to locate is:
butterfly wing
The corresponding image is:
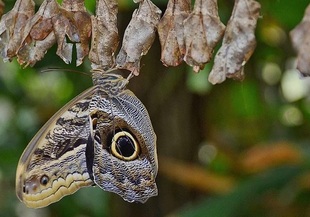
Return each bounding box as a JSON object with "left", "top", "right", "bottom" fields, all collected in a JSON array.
[
  {"left": 16, "top": 86, "right": 98, "bottom": 208},
  {"left": 16, "top": 73, "right": 158, "bottom": 208},
  {"left": 90, "top": 87, "right": 158, "bottom": 203}
]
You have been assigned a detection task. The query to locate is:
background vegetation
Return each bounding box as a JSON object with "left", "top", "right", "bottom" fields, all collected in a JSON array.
[{"left": 1, "top": 0, "right": 310, "bottom": 216}]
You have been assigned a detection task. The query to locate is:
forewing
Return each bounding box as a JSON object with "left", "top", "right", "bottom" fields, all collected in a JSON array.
[{"left": 16, "top": 86, "right": 97, "bottom": 208}]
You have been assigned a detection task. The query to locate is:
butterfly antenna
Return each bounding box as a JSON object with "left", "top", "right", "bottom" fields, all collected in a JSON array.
[{"left": 40, "top": 68, "right": 91, "bottom": 77}]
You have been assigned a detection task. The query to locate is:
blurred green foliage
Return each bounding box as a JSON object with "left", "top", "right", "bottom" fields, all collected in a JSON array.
[
  {"left": 180, "top": 166, "right": 305, "bottom": 217},
  {"left": 1, "top": 0, "right": 310, "bottom": 217}
]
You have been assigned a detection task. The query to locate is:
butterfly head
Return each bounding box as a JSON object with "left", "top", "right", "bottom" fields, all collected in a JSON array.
[{"left": 91, "top": 69, "right": 129, "bottom": 92}]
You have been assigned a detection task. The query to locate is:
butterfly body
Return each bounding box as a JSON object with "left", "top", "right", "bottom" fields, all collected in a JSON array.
[{"left": 16, "top": 71, "right": 158, "bottom": 208}]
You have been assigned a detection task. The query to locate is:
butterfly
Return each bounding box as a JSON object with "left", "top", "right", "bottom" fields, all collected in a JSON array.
[{"left": 15, "top": 69, "right": 158, "bottom": 208}]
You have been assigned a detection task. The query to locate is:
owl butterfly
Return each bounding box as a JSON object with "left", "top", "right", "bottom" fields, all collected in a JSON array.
[{"left": 16, "top": 70, "right": 158, "bottom": 208}]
